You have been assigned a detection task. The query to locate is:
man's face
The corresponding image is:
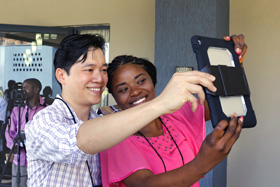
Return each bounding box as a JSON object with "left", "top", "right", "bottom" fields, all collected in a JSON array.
[
  {"left": 60, "top": 48, "right": 108, "bottom": 109},
  {"left": 22, "top": 81, "right": 36, "bottom": 100}
]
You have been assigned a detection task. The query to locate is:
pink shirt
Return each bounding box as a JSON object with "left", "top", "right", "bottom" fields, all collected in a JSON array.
[
  {"left": 100, "top": 102, "right": 206, "bottom": 187},
  {"left": 5, "top": 96, "right": 46, "bottom": 166}
]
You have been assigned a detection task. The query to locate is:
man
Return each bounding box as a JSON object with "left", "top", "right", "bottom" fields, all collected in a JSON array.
[
  {"left": 25, "top": 34, "right": 241, "bottom": 186},
  {"left": 4, "top": 80, "right": 16, "bottom": 121},
  {"left": 5, "top": 78, "right": 46, "bottom": 187},
  {"left": 42, "top": 86, "right": 54, "bottom": 105}
]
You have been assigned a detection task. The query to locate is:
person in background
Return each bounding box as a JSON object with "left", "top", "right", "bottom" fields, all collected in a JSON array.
[
  {"left": 0, "top": 96, "right": 8, "bottom": 153},
  {"left": 4, "top": 80, "right": 16, "bottom": 122},
  {"left": 5, "top": 78, "right": 46, "bottom": 187},
  {"left": 0, "top": 96, "right": 8, "bottom": 179},
  {"left": 42, "top": 86, "right": 54, "bottom": 105},
  {"left": 25, "top": 34, "right": 219, "bottom": 187},
  {"left": 0, "top": 97, "right": 7, "bottom": 126}
]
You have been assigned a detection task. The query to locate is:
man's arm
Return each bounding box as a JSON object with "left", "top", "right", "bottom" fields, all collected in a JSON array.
[
  {"left": 77, "top": 71, "right": 217, "bottom": 154},
  {"left": 5, "top": 108, "right": 17, "bottom": 149}
]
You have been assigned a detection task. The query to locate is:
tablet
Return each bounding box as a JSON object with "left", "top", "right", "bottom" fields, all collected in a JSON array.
[{"left": 191, "top": 35, "right": 257, "bottom": 128}]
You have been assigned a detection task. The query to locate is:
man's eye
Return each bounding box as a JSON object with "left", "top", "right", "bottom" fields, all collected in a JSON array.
[
  {"left": 101, "top": 68, "right": 108, "bottom": 73},
  {"left": 85, "top": 69, "right": 93, "bottom": 72}
]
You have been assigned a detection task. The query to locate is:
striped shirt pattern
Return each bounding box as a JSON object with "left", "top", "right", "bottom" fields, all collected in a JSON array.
[{"left": 25, "top": 95, "right": 101, "bottom": 186}]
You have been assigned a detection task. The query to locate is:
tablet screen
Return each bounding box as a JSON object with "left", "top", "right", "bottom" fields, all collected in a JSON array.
[{"left": 207, "top": 47, "right": 247, "bottom": 117}]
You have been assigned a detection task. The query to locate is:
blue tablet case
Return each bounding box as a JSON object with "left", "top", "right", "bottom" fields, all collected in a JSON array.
[{"left": 191, "top": 35, "right": 257, "bottom": 128}]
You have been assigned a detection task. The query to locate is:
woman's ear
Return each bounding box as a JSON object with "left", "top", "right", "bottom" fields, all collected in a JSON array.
[{"left": 55, "top": 68, "right": 67, "bottom": 85}]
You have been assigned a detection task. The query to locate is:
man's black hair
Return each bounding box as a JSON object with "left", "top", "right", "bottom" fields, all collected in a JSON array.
[
  {"left": 54, "top": 34, "right": 106, "bottom": 77},
  {"left": 24, "top": 78, "right": 42, "bottom": 92}
]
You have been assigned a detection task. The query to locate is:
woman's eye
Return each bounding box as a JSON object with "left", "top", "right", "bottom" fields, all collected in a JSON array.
[
  {"left": 118, "top": 88, "right": 128, "bottom": 93},
  {"left": 138, "top": 79, "right": 146, "bottom": 84}
]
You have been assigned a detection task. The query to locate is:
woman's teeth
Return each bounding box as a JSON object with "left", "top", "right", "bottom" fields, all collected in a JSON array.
[
  {"left": 133, "top": 97, "right": 145, "bottom": 105},
  {"left": 89, "top": 88, "right": 100, "bottom": 91}
]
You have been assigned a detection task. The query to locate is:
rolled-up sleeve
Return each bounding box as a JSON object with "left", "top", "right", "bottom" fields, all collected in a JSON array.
[{"left": 5, "top": 107, "right": 18, "bottom": 149}]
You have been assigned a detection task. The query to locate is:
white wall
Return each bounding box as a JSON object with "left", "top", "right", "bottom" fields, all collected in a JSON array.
[
  {"left": 0, "top": 45, "right": 55, "bottom": 94},
  {"left": 0, "top": 0, "right": 155, "bottom": 105},
  {"left": 0, "top": 0, "right": 155, "bottom": 61},
  {"left": 228, "top": 1, "right": 280, "bottom": 186}
]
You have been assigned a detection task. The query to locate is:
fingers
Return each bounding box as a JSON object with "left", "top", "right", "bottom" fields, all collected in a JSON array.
[
  {"left": 211, "top": 119, "right": 229, "bottom": 138},
  {"left": 213, "top": 114, "right": 244, "bottom": 153},
  {"left": 180, "top": 84, "right": 204, "bottom": 108},
  {"left": 174, "top": 71, "right": 216, "bottom": 111},
  {"left": 176, "top": 71, "right": 217, "bottom": 92},
  {"left": 239, "top": 44, "right": 247, "bottom": 64},
  {"left": 224, "top": 116, "right": 243, "bottom": 152},
  {"left": 223, "top": 35, "right": 231, "bottom": 41},
  {"left": 162, "top": 71, "right": 216, "bottom": 113},
  {"left": 224, "top": 34, "right": 248, "bottom": 64},
  {"left": 226, "top": 34, "right": 244, "bottom": 54},
  {"left": 185, "top": 92, "right": 198, "bottom": 112},
  {"left": 221, "top": 113, "right": 239, "bottom": 141}
]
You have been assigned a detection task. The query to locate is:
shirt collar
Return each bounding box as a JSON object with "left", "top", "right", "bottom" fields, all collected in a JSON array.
[{"left": 55, "top": 94, "right": 98, "bottom": 122}]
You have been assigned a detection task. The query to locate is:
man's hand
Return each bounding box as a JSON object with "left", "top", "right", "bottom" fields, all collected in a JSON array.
[{"left": 157, "top": 71, "right": 217, "bottom": 114}]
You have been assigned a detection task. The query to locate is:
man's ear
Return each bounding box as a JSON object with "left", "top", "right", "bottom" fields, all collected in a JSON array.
[{"left": 55, "top": 68, "right": 67, "bottom": 85}]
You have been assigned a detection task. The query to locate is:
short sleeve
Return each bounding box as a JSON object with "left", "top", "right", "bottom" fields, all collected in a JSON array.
[
  {"left": 100, "top": 138, "right": 151, "bottom": 187},
  {"left": 166, "top": 101, "right": 206, "bottom": 151}
]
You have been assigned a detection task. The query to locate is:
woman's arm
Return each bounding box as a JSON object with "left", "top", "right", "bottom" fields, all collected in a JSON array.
[{"left": 123, "top": 114, "right": 243, "bottom": 187}]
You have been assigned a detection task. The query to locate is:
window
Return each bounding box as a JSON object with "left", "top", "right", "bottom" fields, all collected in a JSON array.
[{"left": 0, "top": 24, "right": 110, "bottom": 108}]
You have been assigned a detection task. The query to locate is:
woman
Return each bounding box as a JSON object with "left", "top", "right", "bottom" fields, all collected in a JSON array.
[{"left": 99, "top": 36, "right": 245, "bottom": 187}]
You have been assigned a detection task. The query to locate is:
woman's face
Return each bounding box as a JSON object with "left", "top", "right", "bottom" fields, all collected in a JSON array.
[{"left": 110, "top": 63, "right": 155, "bottom": 110}]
